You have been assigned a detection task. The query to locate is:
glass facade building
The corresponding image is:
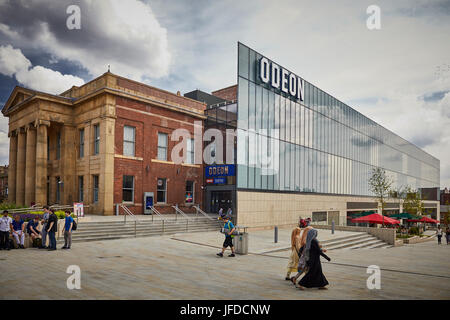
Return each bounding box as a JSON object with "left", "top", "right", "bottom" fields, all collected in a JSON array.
[{"left": 236, "top": 43, "right": 440, "bottom": 196}]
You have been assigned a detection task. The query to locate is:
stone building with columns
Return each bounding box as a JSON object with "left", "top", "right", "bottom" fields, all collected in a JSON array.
[{"left": 2, "top": 72, "right": 206, "bottom": 215}]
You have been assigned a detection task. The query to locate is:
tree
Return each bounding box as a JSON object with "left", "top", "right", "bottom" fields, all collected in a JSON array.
[
  {"left": 368, "top": 168, "right": 393, "bottom": 221},
  {"left": 402, "top": 186, "right": 424, "bottom": 216}
]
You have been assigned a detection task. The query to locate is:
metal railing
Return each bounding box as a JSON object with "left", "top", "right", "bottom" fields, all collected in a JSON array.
[
  {"left": 149, "top": 206, "right": 166, "bottom": 223},
  {"left": 193, "top": 205, "right": 216, "bottom": 221},
  {"left": 4, "top": 204, "right": 78, "bottom": 214},
  {"left": 172, "top": 204, "right": 191, "bottom": 220},
  {"left": 115, "top": 204, "right": 140, "bottom": 224}
]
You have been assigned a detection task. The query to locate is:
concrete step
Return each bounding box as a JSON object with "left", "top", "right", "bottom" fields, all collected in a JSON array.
[
  {"left": 324, "top": 236, "right": 379, "bottom": 250},
  {"left": 320, "top": 233, "right": 372, "bottom": 245},
  {"left": 362, "top": 242, "right": 393, "bottom": 249},
  {"left": 57, "top": 226, "right": 220, "bottom": 243},
  {"left": 346, "top": 239, "right": 385, "bottom": 249},
  {"left": 76, "top": 221, "right": 220, "bottom": 232},
  {"left": 71, "top": 225, "right": 221, "bottom": 237},
  {"left": 322, "top": 234, "right": 375, "bottom": 249}
]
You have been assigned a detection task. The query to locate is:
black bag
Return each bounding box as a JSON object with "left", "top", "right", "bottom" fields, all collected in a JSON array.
[
  {"left": 72, "top": 219, "right": 77, "bottom": 231},
  {"left": 33, "top": 238, "right": 42, "bottom": 248},
  {"left": 8, "top": 238, "right": 15, "bottom": 249}
]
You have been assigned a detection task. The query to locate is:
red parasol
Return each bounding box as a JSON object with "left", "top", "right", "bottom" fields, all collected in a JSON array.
[
  {"left": 407, "top": 216, "right": 439, "bottom": 224},
  {"left": 351, "top": 213, "right": 400, "bottom": 225}
]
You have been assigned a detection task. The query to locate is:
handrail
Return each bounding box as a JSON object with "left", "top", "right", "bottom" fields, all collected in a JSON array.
[
  {"left": 117, "top": 204, "right": 140, "bottom": 224},
  {"left": 149, "top": 206, "right": 166, "bottom": 222},
  {"left": 193, "top": 205, "right": 215, "bottom": 221},
  {"left": 4, "top": 204, "right": 89, "bottom": 214},
  {"left": 172, "top": 205, "right": 191, "bottom": 220}
]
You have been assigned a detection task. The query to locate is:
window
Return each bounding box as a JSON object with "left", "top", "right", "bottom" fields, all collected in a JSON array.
[
  {"left": 312, "top": 211, "right": 327, "bottom": 222},
  {"left": 123, "top": 126, "right": 135, "bottom": 157},
  {"left": 56, "top": 132, "right": 61, "bottom": 160},
  {"left": 185, "top": 181, "right": 194, "bottom": 203},
  {"left": 186, "top": 138, "right": 194, "bottom": 164},
  {"left": 157, "top": 178, "right": 166, "bottom": 203},
  {"left": 93, "top": 175, "right": 99, "bottom": 203},
  {"left": 78, "top": 176, "right": 84, "bottom": 202},
  {"left": 94, "top": 124, "right": 100, "bottom": 155},
  {"left": 79, "top": 129, "right": 85, "bottom": 158},
  {"left": 122, "top": 175, "right": 134, "bottom": 202},
  {"left": 157, "top": 132, "right": 168, "bottom": 161},
  {"left": 56, "top": 176, "right": 61, "bottom": 203}
]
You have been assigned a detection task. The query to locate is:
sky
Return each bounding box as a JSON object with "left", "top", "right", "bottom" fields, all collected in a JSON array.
[{"left": 0, "top": 0, "right": 449, "bottom": 187}]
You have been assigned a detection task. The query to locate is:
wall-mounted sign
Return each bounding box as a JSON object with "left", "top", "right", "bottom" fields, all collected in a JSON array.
[
  {"left": 213, "top": 178, "right": 226, "bottom": 184},
  {"left": 205, "top": 164, "right": 236, "bottom": 178},
  {"left": 73, "top": 203, "right": 84, "bottom": 217},
  {"left": 206, "top": 178, "right": 214, "bottom": 184},
  {"left": 259, "top": 57, "right": 304, "bottom": 102}
]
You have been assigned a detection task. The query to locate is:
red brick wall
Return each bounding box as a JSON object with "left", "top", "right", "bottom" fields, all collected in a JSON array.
[
  {"left": 211, "top": 85, "right": 237, "bottom": 102},
  {"left": 114, "top": 97, "right": 203, "bottom": 215}
]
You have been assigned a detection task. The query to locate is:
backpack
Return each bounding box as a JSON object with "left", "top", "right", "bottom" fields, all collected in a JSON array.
[
  {"left": 71, "top": 219, "right": 77, "bottom": 231},
  {"left": 8, "top": 238, "right": 15, "bottom": 249}
]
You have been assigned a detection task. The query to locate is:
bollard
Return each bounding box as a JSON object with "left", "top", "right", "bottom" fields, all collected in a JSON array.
[
  {"left": 332, "top": 220, "right": 335, "bottom": 234},
  {"left": 274, "top": 226, "right": 278, "bottom": 243}
]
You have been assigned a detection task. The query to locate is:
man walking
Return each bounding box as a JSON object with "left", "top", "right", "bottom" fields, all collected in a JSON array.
[
  {"left": 436, "top": 225, "right": 443, "bottom": 245},
  {"left": 217, "top": 216, "right": 236, "bottom": 257},
  {"left": 62, "top": 210, "right": 73, "bottom": 249},
  {"left": 0, "top": 210, "right": 12, "bottom": 250},
  {"left": 39, "top": 205, "right": 50, "bottom": 249},
  {"left": 11, "top": 215, "right": 26, "bottom": 249},
  {"left": 46, "top": 209, "right": 58, "bottom": 251}
]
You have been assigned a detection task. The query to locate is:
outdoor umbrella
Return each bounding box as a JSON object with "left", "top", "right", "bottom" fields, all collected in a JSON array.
[
  {"left": 347, "top": 211, "right": 376, "bottom": 219},
  {"left": 408, "top": 216, "right": 439, "bottom": 224},
  {"left": 351, "top": 213, "right": 400, "bottom": 225},
  {"left": 389, "top": 212, "right": 420, "bottom": 220}
]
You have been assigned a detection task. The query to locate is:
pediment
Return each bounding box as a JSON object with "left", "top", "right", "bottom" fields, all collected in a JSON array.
[{"left": 1, "top": 86, "right": 35, "bottom": 115}]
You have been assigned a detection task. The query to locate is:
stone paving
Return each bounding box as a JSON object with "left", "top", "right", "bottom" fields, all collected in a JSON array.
[{"left": 0, "top": 226, "right": 449, "bottom": 300}]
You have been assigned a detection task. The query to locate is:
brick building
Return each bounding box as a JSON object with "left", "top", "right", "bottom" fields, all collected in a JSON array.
[{"left": 2, "top": 72, "right": 206, "bottom": 215}]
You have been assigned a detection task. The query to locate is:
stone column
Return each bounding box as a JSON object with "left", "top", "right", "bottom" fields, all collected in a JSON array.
[
  {"left": 100, "top": 117, "right": 115, "bottom": 215},
  {"left": 25, "top": 125, "right": 37, "bottom": 206},
  {"left": 15, "top": 128, "right": 26, "bottom": 205},
  {"left": 35, "top": 121, "right": 49, "bottom": 206},
  {"left": 61, "top": 124, "right": 76, "bottom": 205},
  {"left": 8, "top": 131, "right": 17, "bottom": 203}
]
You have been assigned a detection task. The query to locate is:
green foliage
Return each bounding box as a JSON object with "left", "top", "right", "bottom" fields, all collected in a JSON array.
[
  {"left": 368, "top": 168, "right": 393, "bottom": 211},
  {"left": 409, "top": 226, "right": 420, "bottom": 235},
  {"left": 403, "top": 186, "right": 424, "bottom": 215},
  {"left": 0, "top": 202, "right": 26, "bottom": 210}
]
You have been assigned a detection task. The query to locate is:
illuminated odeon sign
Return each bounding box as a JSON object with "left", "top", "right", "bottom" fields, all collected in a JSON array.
[{"left": 259, "top": 57, "right": 304, "bottom": 102}]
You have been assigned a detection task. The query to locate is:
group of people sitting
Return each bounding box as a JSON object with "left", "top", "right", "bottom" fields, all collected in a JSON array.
[
  {"left": 0, "top": 205, "right": 75, "bottom": 251},
  {"left": 285, "top": 218, "right": 330, "bottom": 290}
]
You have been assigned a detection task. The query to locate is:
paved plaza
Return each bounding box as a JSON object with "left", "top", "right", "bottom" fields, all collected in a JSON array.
[{"left": 0, "top": 226, "right": 449, "bottom": 300}]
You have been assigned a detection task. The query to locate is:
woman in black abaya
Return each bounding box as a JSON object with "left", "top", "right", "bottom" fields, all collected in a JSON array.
[{"left": 298, "top": 229, "right": 329, "bottom": 290}]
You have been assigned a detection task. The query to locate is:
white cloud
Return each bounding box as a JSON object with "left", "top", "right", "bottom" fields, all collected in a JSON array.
[
  {"left": 0, "top": 44, "right": 84, "bottom": 94},
  {"left": 0, "top": 0, "right": 171, "bottom": 81}
]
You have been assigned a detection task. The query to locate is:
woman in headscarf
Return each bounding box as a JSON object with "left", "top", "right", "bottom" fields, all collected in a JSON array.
[
  {"left": 285, "top": 227, "right": 302, "bottom": 280},
  {"left": 297, "top": 228, "right": 329, "bottom": 290},
  {"left": 289, "top": 225, "right": 313, "bottom": 285}
]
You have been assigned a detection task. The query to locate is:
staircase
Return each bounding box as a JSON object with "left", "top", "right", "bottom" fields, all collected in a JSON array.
[
  {"left": 57, "top": 215, "right": 221, "bottom": 244},
  {"left": 321, "top": 233, "right": 393, "bottom": 250}
]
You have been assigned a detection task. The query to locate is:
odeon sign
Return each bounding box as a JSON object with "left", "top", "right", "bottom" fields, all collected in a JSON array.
[{"left": 259, "top": 57, "right": 305, "bottom": 102}]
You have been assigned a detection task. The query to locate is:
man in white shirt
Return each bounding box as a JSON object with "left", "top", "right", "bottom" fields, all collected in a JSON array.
[{"left": 0, "top": 210, "right": 13, "bottom": 250}]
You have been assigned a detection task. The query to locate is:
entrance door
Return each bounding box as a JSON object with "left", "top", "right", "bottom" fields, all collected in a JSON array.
[
  {"left": 211, "top": 191, "right": 233, "bottom": 214},
  {"left": 328, "top": 211, "right": 340, "bottom": 225}
]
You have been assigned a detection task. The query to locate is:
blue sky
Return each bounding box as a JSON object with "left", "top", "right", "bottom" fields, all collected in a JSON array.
[{"left": 0, "top": 0, "right": 449, "bottom": 187}]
